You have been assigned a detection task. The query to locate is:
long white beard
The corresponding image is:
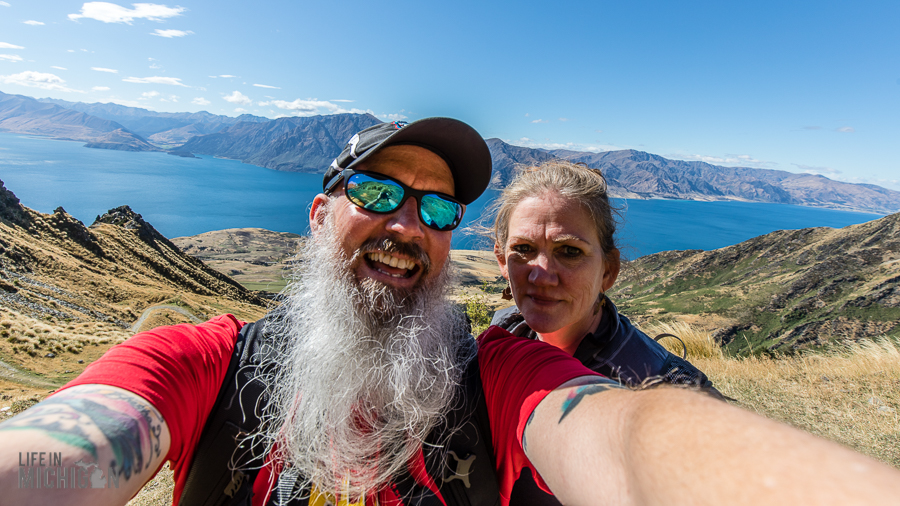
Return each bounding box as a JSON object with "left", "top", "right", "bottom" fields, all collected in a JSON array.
[{"left": 256, "top": 203, "right": 469, "bottom": 500}]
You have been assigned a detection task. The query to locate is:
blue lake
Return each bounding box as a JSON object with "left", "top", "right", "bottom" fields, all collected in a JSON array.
[{"left": 0, "top": 133, "right": 885, "bottom": 258}]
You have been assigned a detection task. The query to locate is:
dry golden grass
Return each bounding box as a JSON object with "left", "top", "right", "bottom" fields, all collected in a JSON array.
[
  {"left": 642, "top": 320, "right": 725, "bottom": 360},
  {"left": 127, "top": 465, "right": 174, "bottom": 506},
  {"left": 649, "top": 322, "right": 900, "bottom": 468}
]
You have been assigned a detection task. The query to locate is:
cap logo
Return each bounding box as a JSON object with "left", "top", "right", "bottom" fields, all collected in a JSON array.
[
  {"left": 392, "top": 121, "right": 408, "bottom": 130},
  {"left": 348, "top": 133, "right": 361, "bottom": 159}
]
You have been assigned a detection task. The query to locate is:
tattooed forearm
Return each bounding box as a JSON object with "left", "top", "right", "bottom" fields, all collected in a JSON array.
[
  {"left": 558, "top": 379, "right": 624, "bottom": 423},
  {"left": 0, "top": 385, "right": 165, "bottom": 481}
]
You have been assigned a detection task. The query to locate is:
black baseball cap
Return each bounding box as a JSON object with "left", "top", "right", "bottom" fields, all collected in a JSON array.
[{"left": 322, "top": 117, "right": 492, "bottom": 205}]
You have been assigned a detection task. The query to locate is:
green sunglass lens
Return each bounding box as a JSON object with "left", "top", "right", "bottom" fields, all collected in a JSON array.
[{"left": 421, "top": 195, "right": 461, "bottom": 230}]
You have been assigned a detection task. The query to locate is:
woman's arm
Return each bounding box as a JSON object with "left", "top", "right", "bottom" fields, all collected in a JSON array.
[
  {"left": 524, "top": 379, "right": 900, "bottom": 506},
  {"left": 0, "top": 384, "right": 171, "bottom": 506}
]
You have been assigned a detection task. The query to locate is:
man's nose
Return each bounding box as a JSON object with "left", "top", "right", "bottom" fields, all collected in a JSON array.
[
  {"left": 528, "top": 254, "right": 558, "bottom": 286},
  {"left": 386, "top": 198, "right": 425, "bottom": 239}
]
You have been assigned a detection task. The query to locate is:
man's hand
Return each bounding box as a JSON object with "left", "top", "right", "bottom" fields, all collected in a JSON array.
[
  {"left": 524, "top": 379, "right": 900, "bottom": 506},
  {"left": 0, "top": 384, "right": 171, "bottom": 506}
]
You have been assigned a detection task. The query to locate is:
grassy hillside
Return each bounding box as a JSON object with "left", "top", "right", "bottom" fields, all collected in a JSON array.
[
  {"left": 610, "top": 212, "right": 900, "bottom": 354},
  {"left": 0, "top": 181, "right": 269, "bottom": 400}
]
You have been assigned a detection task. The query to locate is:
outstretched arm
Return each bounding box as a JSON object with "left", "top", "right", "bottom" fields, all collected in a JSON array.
[
  {"left": 524, "top": 379, "right": 900, "bottom": 506},
  {"left": 0, "top": 384, "right": 171, "bottom": 506}
]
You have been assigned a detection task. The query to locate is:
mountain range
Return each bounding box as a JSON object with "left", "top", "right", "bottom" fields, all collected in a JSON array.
[{"left": 2, "top": 90, "right": 899, "bottom": 214}]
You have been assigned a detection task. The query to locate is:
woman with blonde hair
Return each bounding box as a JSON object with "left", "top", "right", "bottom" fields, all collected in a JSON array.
[{"left": 490, "top": 160, "right": 717, "bottom": 388}]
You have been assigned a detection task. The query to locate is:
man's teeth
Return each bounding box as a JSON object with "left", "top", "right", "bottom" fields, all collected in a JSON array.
[{"left": 368, "top": 252, "right": 415, "bottom": 271}]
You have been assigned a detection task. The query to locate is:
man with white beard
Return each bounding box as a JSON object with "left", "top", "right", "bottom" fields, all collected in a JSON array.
[{"left": 3, "top": 118, "right": 900, "bottom": 506}]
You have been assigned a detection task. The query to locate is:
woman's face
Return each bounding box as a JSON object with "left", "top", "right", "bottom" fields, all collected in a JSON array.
[{"left": 496, "top": 192, "right": 619, "bottom": 342}]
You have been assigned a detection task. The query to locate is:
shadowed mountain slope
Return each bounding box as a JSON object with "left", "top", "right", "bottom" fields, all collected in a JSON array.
[
  {"left": 610, "top": 213, "right": 900, "bottom": 353},
  {"left": 178, "top": 113, "right": 382, "bottom": 172}
]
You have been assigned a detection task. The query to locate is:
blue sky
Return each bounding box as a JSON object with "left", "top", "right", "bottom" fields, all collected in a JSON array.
[{"left": 1, "top": 0, "right": 898, "bottom": 190}]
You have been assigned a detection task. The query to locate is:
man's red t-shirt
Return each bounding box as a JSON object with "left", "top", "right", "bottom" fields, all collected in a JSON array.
[{"left": 61, "top": 319, "right": 598, "bottom": 505}]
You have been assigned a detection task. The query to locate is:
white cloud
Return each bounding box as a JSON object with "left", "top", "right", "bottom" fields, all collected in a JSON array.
[
  {"left": 234, "top": 107, "right": 247, "bottom": 113},
  {"left": 531, "top": 119, "right": 548, "bottom": 124},
  {"left": 0, "top": 43, "right": 24, "bottom": 49},
  {"left": 379, "top": 113, "right": 408, "bottom": 121},
  {"left": 149, "top": 62, "right": 161, "bottom": 69},
  {"left": 51, "top": 66, "right": 67, "bottom": 70},
  {"left": 559, "top": 118, "right": 569, "bottom": 122},
  {"left": 92, "top": 85, "right": 110, "bottom": 91},
  {"left": 192, "top": 97, "right": 210, "bottom": 106},
  {"left": 0, "top": 2, "right": 11, "bottom": 6},
  {"left": 209, "top": 74, "right": 236, "bottom": 79},
  {"left": 151, "top": 29, "right": 193, "bottom": 38},
  {"left": 508, "top": 137, "right": 619, "bottom": 152},
  {"left": 524, "top": 113, "right": 530, "bottom": 117},
  {"left": 253, "top": 83, "right": 280, "bottom": 89},
  {"left": 91, "top": 66, "right": 118, "bottom": 73},
  {"left": 258, "top": 98, "right": 371, "bottom": 117},
  {"left": 67, "top": 49, "right": 76, "bottom": 53},
  {"left": 0, "top": 71, "right": 82, "bottom": 92},
  {"left": 140, "top": 90, "right": 160, "bottom": 99},
  {"left": 330, "top": 99, "right": 353, "bottom": 103},
  {"left": 0, "top": 54, "right": 23, "bottom": 62},
  {"left": 837, "top": 126, "right": 855, "bottom": 133},
  {"left": 793, "top": 163, "right": 842, "bottom": 176},
  {"left": 97, "top": 96, "right": 143, "bottom": 107},
  {"left": 69, "top": 2, "right": 184, "bottom": 24},
  {"left": 123, "top": 75, "right": 187, "bottom": 86},
  {"left": 23, "top": 20, "right": 44, "bottom": 26},
  {"left": 667, "top": 152, "right": 772, "bottom": 168},
  {"left": 224, "top": 90, "right": 252, "bottom": 105},
  {"left": 160, "top": 94, "right": 178, "bottom": 102}
]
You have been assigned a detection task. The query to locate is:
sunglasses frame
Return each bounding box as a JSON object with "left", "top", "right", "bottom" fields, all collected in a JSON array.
[{"left": 324, "top": 169, "right": 465, "bottom": 231}]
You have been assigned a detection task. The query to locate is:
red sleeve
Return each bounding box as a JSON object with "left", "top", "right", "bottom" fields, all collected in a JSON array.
[
  {"left": 477, "top": 325, "right": 600, "bottom": 503},
  {"left": 57, "top": 314, "right": 245, "bottom": 501}
]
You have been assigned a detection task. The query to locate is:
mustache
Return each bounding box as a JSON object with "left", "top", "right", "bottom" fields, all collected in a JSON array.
[{"left": 358, "top": 236, "right": 431, "bottom": 273}]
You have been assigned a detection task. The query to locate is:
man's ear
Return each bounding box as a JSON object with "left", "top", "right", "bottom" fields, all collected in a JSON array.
[
  {"left": 602, "top": 248, "right": 621, "bottom": 292},
  {"left": 494, "top": 242, "right": 509, "bottom": 280},
  {"left": 309, "top": 193, "right": 329, "bottom": 234}
]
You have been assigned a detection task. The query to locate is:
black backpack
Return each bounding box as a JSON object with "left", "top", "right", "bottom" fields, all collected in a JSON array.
[{"left": 178, "top": 319, "right": 501, "bottom": 506}]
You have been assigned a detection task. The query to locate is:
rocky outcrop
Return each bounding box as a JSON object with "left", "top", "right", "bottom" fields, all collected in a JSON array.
[{"left": 0, "top": 183, "right": 266, "bottom": 326}]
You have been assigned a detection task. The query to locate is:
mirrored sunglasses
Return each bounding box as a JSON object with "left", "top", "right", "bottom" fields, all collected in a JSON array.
[{"left": 324, "top": 169, "right": 464, "bottom": 231}]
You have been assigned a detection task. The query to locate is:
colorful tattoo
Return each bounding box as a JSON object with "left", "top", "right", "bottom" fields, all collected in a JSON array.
[
  {"left": 558, "top": 379, "right": 623, "bottom": 423},
  {"left": 0, "top": 386, "right": 164, "bottom": 481}
]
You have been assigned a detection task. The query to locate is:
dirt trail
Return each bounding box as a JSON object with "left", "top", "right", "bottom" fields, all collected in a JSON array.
[
  {"left": 0, "top": 358, "right": 58, "bottom": 388},
  {"left": 131, "top": 304, "right": 202, "bottom": 332}
]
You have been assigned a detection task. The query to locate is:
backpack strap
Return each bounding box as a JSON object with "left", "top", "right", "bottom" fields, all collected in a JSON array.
[
  {"left": 179, "top": 319, "right": 275, "bottom": 506},
  {"left": 418, "top": 336, "right": 501, "bottom": 506}
]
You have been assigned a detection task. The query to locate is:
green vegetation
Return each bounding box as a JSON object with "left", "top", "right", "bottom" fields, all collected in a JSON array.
[{"left": 462, "top": 282, "right": 494, "bottom": 335}]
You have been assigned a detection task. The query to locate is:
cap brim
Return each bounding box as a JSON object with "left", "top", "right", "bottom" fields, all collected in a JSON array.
[{"left": 346, "top": 117, "right": 491, "bottom": 205}]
